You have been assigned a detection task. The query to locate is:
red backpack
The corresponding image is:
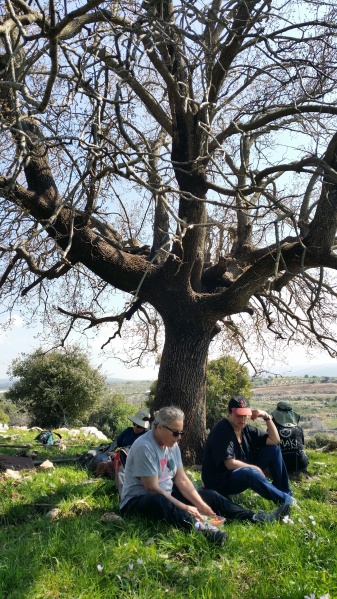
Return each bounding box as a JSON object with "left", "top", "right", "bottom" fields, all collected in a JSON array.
[{"left": 112, "top": 447, "right": 129, "bottom": 497}]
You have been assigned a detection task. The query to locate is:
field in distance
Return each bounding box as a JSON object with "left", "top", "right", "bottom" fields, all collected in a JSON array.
[{"left": 251, "top": 376, "right": 337, "bottom": 439}]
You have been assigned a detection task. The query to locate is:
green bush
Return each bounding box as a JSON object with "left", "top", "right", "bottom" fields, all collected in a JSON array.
[
  {"left": 306, "top": 433, "right": 336, "bottom": 449},
  {"left": 205, "top": 356, "right": 252, "bottom": 429},
  {"left": 87, "top": 393, "right": 138, "bottom": 439},
  {"left": 5, "top": 347, "right": 106, "bottom": 427},
  {"left": 0, "top": 408, "right": 10, "bottom": 424}
]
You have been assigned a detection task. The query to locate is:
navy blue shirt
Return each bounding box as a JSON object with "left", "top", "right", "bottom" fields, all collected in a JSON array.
[
  {"left": 202, "top": 418, "right": 268, "bottom": 490},
  {"left": 115, "top": 427, "right": 146, "bottom": 448}
]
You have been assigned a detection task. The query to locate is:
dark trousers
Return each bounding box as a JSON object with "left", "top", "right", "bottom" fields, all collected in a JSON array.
[
  {"left": 212, "top": 445, "right": 291, "bottom": 503},
  {"left": 283, "top": 450, "right": 309, "bottom": 474},
  {"left": 121, "top": 486, "right": 255, "bottom": 531}
]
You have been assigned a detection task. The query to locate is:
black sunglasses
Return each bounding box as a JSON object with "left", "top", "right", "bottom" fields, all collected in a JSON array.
[{"left": 162, "top": 424, "right": 185, "bottom": 438}]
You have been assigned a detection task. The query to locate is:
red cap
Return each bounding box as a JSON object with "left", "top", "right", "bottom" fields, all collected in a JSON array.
[{"left": 228, "top": 396, "right": 252, "bottom": 416}]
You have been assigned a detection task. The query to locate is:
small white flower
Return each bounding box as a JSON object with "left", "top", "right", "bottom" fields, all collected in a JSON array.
[
  {"left": 311, "top": 520, "right": 317, "bottom": 526},
  {"left": 309, "top": 515, "right": 315, "bottom": 520},
  {"left": 128, "top": 563, "right": 134, "bottom": 570},
  {"left": 282, "top": 515, "right": 294, "bottom": 524},
  {"left": 304, "top": 594, "right": 315, "bottom": 599},
  {"left": 137, "top": 558, "right": 143, "bottom": 565},
  {"left": 97, "top": 564, "right": 103, "bottom": 573}
]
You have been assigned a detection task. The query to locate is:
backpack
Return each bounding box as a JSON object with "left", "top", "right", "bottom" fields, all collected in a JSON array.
[
  {"left": 34, "top": 430, "right": 62, "bottom": 445},
  {"left": 274, "top": 423, "right": 305, "bottom": 454},
  {"left": 274, "top": 422, "right": 309, "bottom": 473},
  {"left": 77, "top": 442, "right": 130, "bottom": 496},
  {"left": 76, "top": 442, "right": 114, "bottom": 471},
  {"left": 112, "top": 447, "right": 129, "bottom": 497}
]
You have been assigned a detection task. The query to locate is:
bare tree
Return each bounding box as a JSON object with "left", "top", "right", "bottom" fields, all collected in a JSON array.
[{"left": 1, "top": 0, "right": 337, "bottom": 461}]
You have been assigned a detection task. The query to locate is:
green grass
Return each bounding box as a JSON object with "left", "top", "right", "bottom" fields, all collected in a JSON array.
[{"left": 1, "top": 431, "right": 337, "bottom": 598}]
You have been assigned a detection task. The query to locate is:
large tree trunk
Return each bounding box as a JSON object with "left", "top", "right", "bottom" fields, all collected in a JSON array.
[{"left": 153, "top": 322, "right": 213, "bottom": 465}]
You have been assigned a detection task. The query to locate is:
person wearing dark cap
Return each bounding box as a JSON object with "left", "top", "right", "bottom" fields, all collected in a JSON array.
[
  {"left": 202, "top": 396, "right": 296, "bottom": 509},
  {"left": 271, "top": 401, "right": 309, "bottom": 476}
]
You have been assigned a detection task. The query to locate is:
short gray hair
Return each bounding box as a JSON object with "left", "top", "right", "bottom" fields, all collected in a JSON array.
[{"left": 153, "top": 406, "right": 184, "bottom": 427}]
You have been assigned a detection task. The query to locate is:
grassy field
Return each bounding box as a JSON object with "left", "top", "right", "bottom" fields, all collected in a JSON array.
[
  {"left": 251, "top": 378, "right": 337, "bottom": 441},
  {"left": 1, "top": 429, "right": 337, "bottom": 598}
]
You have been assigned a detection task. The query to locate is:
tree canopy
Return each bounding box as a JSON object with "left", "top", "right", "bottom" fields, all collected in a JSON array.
[
  {"left": 6, "top": 347, "right": 106, "bottom": 427},
  {"left": 1, "top": 0, "right": 337, "bottom": 460}
]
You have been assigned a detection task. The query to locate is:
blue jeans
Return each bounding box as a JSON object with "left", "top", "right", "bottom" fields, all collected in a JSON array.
[
  {"left": 216, "top": 445, "right": 291, "bottom": 503},
  {"left": 121, "top": 486, "right": 256, "bottom": 531}
]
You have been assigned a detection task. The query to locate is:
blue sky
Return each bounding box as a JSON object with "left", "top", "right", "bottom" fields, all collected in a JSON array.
[
  {"left": 1, "top": 311, "right": 336, "bottom": 381},
  {"left": 0, "top": 313, "right": 159, "bottom": 381}
]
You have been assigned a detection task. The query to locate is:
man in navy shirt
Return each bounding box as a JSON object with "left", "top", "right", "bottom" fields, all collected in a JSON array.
[
  {"left": 202, "top": 397, "right": 295, "bottom": 506},
  {"left": 111, "top": 408, "right": 151, "bottom": 450}
]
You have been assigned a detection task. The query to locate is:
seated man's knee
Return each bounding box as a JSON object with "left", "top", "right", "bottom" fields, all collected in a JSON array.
[
  {"left": 238, "top": 466, "right": 261, "bottom": 483},
  {"left": 260, "top": 444, "right": 281, "bottom": 460},
  {"left": 269, "top": 444, "right": 281, "bottom": 456}
]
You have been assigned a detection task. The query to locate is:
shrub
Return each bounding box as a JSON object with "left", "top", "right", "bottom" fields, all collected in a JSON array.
[
  {"left": 5, "top": 347, "right": 106, "bottom": 427},
  {"left": 87, "top": 393, "right": 138, "bottom": 439},
  {"left": 306, "top": 433, "right": 336, "bottom": 449}
]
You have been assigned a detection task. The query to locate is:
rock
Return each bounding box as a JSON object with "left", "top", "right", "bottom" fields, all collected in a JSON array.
[
  {"left": 46, "top": 508, "right": 61, "bottom": 520},
  {"left": 80, "top": 427, "right": 108, "bottom": 440},
  {"left": 101, "top": 512, "right": 123, "bottom": 523},
  {"left": 4, "top": 469, "right": 22, "bottom": 480},
  {"left": 38, "top": 460, "right": 54, "bottom": 470}
]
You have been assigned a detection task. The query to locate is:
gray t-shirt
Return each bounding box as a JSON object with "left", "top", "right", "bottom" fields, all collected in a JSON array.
[{"left": 120, "top": 429, "right": 183, "bottom": 509}]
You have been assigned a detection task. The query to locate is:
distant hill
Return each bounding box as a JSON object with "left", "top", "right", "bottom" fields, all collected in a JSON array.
[
  {"left": 0, "top": 379, "right": 11, "bottom": 392},
  {"left": 288, "top": 363, "right": 337, "bottom": 377},
  {"left": 269, "top": 363, "right": 337, "bottom": 377},
  {"left": 106, "top": 377, "right": 131, "bottom": 383}
]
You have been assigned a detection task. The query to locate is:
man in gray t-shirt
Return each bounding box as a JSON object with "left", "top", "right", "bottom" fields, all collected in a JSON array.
[
  {"left": 121, "top": 427, "right": 183, "bottom": 509},
  {"left": 120, "top": 406, "right": 291, "bottom": 545}
]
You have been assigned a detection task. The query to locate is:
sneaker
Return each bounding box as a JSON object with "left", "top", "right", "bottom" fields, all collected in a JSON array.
[
  {"left": 253, "top": 502, "right": 290, "bottom": 523},
  {"left": 253, "top": 495, "right": 300, "bottom": 523},
  {"left": 288, "top": 496, "right": 301, "bottom": 510},
  {"left": 196, "top": 521, "right": 228, "bottom": 545}
]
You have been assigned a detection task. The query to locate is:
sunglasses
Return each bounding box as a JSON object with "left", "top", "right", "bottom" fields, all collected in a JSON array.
[{"left": 162, "top": 424, "right": 185, "bottom": 438}]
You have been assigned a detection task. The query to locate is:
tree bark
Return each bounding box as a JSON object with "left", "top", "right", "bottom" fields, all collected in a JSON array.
[{"left": 153, "top": 322, "right": 213, "bottom": 464}]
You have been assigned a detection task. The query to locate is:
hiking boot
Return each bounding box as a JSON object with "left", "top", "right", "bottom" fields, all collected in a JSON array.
[{"left": 196, "top": 521, "right": 228, "bottom": 545}]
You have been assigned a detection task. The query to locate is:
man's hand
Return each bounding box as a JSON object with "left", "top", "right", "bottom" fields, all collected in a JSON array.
[
  {"left": 251, "top": 409, "right": 272, "bottom": 421},
  {"left": 251, "top": 410, "right": 280, "bottom": 445}
]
